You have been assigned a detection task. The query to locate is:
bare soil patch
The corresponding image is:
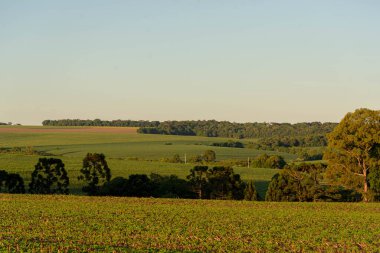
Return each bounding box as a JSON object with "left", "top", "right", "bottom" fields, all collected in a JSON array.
[{"left": 0, "top": 127, "right": 138, "bottom": 134}]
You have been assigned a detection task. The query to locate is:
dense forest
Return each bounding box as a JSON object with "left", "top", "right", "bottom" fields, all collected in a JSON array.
[{"left": 43, "top": 119, "right": 337, "bottom": 139}]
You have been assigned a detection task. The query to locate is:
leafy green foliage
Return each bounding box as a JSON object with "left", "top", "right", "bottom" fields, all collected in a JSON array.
[
  {"left": 212, "top": 141, "right": 244, "bottom": 148},
  {"left": 324, "top": 108, "right": 380, "bottom": 201},
  {"left": 266, "top": 163, "right": 325, "bottom": 202},
  {"left": 251, "top": 154, "right": 286, "bottom": 169},
  {"left": 29, "top": 158, "right": 69, "bottom": 194},
  {"left": 138, "top": 120, "right": 337, "bottom": 139},
  {"left": 368, "top": 167, "right": 380, "bottom": 201},
  {"left": 265, "top": 163, "right": 362, "bottom": 202},
  {"left": 78, "top": 153, "right": 111, "bottom": 196},
  {"left": 253, "top": 135, "right": 328, "bottom": 149}
]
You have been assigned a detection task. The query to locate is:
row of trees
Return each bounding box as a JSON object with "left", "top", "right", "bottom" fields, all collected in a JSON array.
[
  {"left": 0, "top": 154, "right": 258, "bottom": 200},
  {"left": 211, "top": 141, "right": 244, "bottom": 148},
  {"left": 103, "top": 167, "right": 258, "bottom": 200},
  {"left": 138, "top": 121, "right": 337, "bottom": 139},
  {"left": 251, "top": 135, "right": 328, "bottom": 149},
  {"left": 42, "top": 119, "right": 337, "bottom": 139},
  {"left": 0, "top": 155, "right": 109, "bottom": 195},
  {"left": 42, "top": 119, "right": 160, "bottom": 127}
]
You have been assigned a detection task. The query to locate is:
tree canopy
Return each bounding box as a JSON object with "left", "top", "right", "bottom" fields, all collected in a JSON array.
[
  {"left": 29, "top": 158, "right": 69, "bottom": 194},
  {"left": 78, "top": 153, "right": 111, "bottom": 196},
  {"left": 324, "top": 108, "right": 380, "bottom": 202}
]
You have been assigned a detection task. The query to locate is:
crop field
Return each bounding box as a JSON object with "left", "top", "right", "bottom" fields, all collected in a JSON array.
[
  {"left": 1, "top": 194, "right": 379, "bottom": 252},
  {"left": 0, "top": 126, "right": 287, "bottom": 196}
]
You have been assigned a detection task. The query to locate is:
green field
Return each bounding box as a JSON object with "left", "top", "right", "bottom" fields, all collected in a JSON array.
[
  {"left": 1, "top": 194, "right": 379, "bottom": 252},
  {"left": 0, "top": 126, "right": 290, "bottom": 197}
]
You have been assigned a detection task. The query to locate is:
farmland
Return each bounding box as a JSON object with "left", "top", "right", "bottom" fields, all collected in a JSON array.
[
  {"left": 1, "top": 194, "right": 379, "bottom": 252},
  {"left": 0, "top": 126, "right": 289, "bottom": 196},
  {"left": 3, "top": 126, "right": 379, "bottom": 252}
]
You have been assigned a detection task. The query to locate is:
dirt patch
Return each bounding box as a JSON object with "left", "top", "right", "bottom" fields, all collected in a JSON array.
[{"left": 0, "top": 127, "right": 138, "bottom": 134}]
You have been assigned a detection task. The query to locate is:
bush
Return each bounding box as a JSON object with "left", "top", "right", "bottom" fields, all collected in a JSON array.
[
  {"left": 0, "top": 170, "right": 25, "bottom": 194},
  {"left": 151, "top": 173, "right": 195, "bottom": 198},
  {"left": 251, "top": 154, "right": 286, "bottom": 169}
]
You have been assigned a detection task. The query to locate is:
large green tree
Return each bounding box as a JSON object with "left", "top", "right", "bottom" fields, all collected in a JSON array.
[{"left": 324, "top": 108, "right": 380, "bottom": 202}]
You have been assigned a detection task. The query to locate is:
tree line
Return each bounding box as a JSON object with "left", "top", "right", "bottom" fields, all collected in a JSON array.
[
  {"left": 138, "top": 120, "right": 337, "bottom": 139},
  {"left": 3, "top": 153, "right": 377, "bottom": 201},
  {"left": 42, "top": 119, "right": 160, "bottom": 127},
  {"left": 42, "top": 119, "right": 337, "bottom": 139},
  {"left": 0, "top": 153, "right": 258, "bottom": 201}
]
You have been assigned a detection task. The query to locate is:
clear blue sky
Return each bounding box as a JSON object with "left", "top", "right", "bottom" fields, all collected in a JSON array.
[{"left": 1, "top": 0, "right": 379, "bottom": 125}]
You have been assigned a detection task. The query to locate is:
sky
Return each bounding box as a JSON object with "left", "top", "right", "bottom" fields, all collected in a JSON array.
[{"left": 1, "top": 0, "right": 379, "bottom": 125}]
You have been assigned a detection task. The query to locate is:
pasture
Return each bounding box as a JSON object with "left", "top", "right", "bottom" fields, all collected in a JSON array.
[
  {"left": 1, "top": 194, "right": 379, "bottom": 252},
  {"left": 0, "top": 126, "right": 287, "bottom": 196}
]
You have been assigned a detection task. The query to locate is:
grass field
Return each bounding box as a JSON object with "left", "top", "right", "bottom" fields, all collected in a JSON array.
[
  {"left": 1, "top": 194, "right": 379, "bottom": 252},
  {"left": 0, "top": 126, "right": 288, "bottom": 197}
]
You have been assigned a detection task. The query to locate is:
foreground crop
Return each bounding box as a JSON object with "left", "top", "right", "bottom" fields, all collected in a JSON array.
[{"left": 0, "top": 194, "right": 379, "bottom": 252}]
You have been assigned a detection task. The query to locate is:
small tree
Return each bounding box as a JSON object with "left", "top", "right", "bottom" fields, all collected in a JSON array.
[
  {"left": 244, "top": 180, "right": 258, "bottom": 201},
  {"left": 78, "top": 153, "right": 111, "bottom": 196},
  {"left": 203, "top": 150, "right": 216, "bottom": 162},
  {"left": 29, "top": 158, "right": 69, "bottom": 194}
]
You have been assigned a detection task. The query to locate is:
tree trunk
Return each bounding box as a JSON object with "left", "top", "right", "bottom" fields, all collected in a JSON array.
[{"left": 363, "top": 169, "right": 368, "bottom": 202}]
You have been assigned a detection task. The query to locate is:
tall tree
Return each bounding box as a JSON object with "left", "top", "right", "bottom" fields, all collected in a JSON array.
[
  {"left": 78, "top": 153, "right": 111, "bottom": 196},
  {"left": 29, "top": 158, "right": 69, "bottom": 194},
  {"left": 324, "top": 108, "right": 380, "bottom": 202},
  {"left": 186, "top": 166, "right": 208, "bottom": 199}
]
